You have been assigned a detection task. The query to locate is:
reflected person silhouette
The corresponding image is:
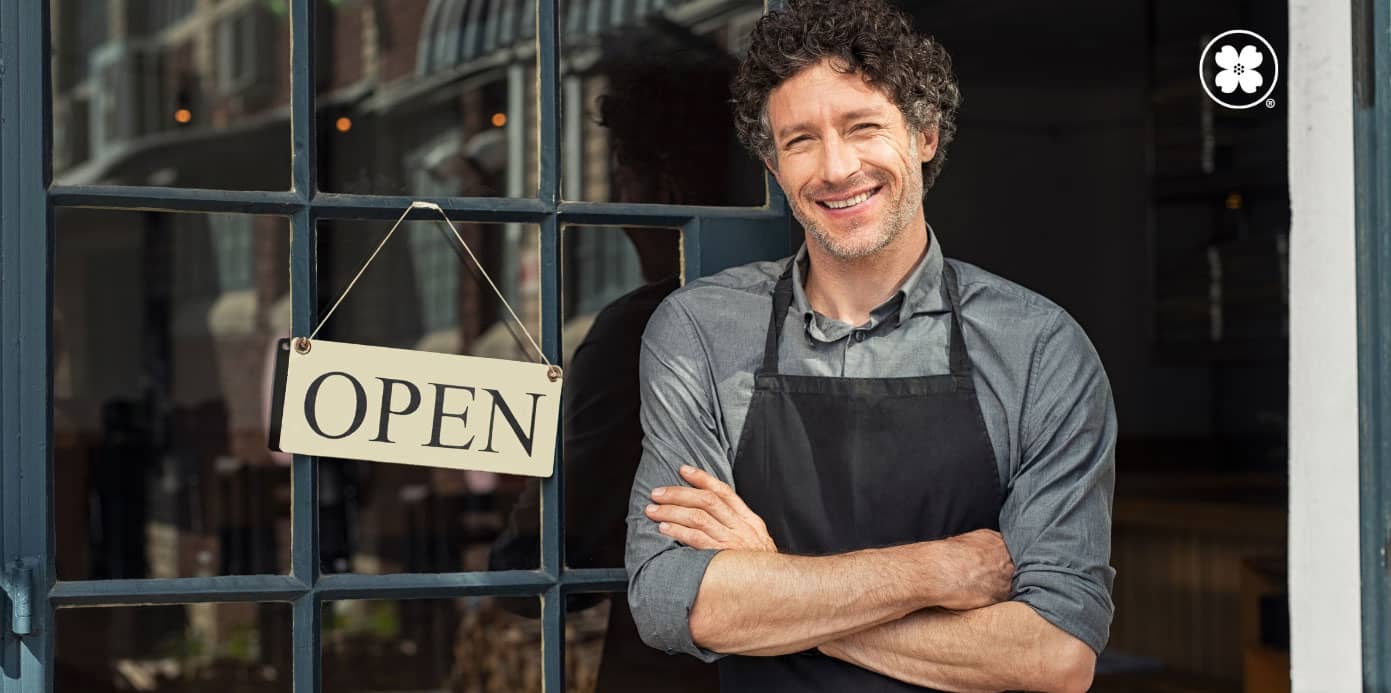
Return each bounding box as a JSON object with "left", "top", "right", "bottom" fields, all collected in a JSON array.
[{"left": 489, "top": 19, "right": 753, "bottom": 692}]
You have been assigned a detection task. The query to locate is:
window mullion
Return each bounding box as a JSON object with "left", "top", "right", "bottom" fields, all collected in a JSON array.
[
  {"left": 49, "top": 575, "right": 310, "bottom": 606},
  {"left": 289, "top": 1, "right": 321, "bottom": 692},
  {"left": 48, "top": 185, "right": 301, "bottom": 214},
  {"left": 539, "top": 0, "right": 561, "bottom": 207},
  {"left": 540, "top": 211, "right": 566, "bottom": 691},
  {"left": 538, "top": 3, "right": 565, "bottom": 687}
]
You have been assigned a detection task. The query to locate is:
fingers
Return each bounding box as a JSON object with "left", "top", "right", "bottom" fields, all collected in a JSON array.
[
  {"left": 656, "top": 521, "right": 721, "bottom": 550},
  {"left": 645, "top": 503, "right": 736, "bottom": 544},
  {"left": 649, "top": 465, "right": 778, "bottom": 553},
  {"left": 651, "top": 484, "right": 746, "bottom": 534},
  {"left": 678, "top": 465, "right": 769, "bottom": 536}
]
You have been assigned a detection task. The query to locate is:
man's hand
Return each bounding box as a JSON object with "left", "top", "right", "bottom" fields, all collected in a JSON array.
[
  {"left": 645, "top": 465, "right": 777, "bottom": 552},
  {"left": 930, "top": 528, "right": 1015, "bottom": 611}
]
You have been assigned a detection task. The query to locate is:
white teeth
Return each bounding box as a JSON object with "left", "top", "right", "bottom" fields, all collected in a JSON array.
[{"left": 823, "top": 190, "right": 873, "bottom": 209}]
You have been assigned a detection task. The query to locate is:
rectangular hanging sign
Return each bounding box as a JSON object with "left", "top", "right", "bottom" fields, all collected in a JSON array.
[{"left": 269, "top": 337, "right": 561, "bottom": 477}]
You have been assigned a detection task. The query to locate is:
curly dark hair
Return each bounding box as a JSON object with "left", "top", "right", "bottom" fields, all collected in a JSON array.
[{"left": 732, "top": 0, "right": 961, "bottom": 192}]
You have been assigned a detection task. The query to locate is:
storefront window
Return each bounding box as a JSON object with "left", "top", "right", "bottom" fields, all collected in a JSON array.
[
  {"left": 50, "top": 0, "right": 292, "bottom": 190},
  {"left": 321, "top": 598, "right": 545, "bottom": 692},
  {"left": 558, "top": 0, "right": 767, "bottom": 206},
  {"left": 26, "top": 0, "right": 782, "bottom": 691},
  {"left": 314, "top": 220, "right": 543, "bottom": 573},
  {"left": 315, "top": 0, "right": 534, "bottom": 197},
  {"left": 556, "top": 225, "right": 682, "bottom": 571},
  {"left": 53, "top": 209, "right": 292, "bottom": 581},
  {"left": 56, "top": 602, "right": 293, "bottom": 692}
]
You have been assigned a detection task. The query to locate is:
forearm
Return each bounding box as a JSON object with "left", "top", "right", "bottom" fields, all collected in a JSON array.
[
  {"left": 818, "top": 601, "right": 1096, "bottom": 693},
  {"left": 690, "top": 542, "right": 947, "bottom": 656}
]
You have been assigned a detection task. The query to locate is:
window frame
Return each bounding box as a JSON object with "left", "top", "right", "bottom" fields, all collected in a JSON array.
[{"left": 0, "top": 1, "right": 791, "bottom": 691}]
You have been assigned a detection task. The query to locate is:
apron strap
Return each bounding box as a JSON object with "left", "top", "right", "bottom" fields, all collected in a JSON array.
[
  {"left": 760, "top": 259, "right": 797, "bottom": 375},
  {"left": 759, "top": 256, "right": 973, "bottom": 378},
  {"left": 941, "top": 261, "right": 972, "bottom": 377}
]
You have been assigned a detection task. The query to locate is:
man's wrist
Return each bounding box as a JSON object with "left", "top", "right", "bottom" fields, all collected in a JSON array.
[
  {"left": 899, "top": 530, "right": 1015, "bottom": 611},
  {"left": 904, "top": 539, "right": 956, "bottom": 608}
]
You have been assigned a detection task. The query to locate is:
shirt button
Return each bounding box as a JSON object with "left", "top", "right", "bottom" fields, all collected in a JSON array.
[{"left": 853, "top": 331, "right": 865, "bottom": 342}]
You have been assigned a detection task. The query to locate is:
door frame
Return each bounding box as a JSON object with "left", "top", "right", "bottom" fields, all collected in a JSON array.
[{"left": 1354, "top": 0, "right": 1391, "bottom": 688}]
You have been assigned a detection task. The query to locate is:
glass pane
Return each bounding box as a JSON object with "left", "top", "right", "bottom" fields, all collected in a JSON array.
[
  {"left": 560, "top": 0, "right": 766, "bottom": 205},
  {"left": 49, "top": 1, "right": 291, "bottom": 190},
  {"left": 554, "top": 226, "right": 682, "bottom": 568},
  {"left": 316, "top": 0, "right": 535, "bottom": 197},
  {"left": 323, "top": 597, "right": 539, "bottom": 692},
  {"left": 566, "top": 595, "right": 607, "bottom": 693},
  {"left": 57, "top": 602, "right": 292, "bottom": 692},
  {"left": 565, "top": 594, "right": 719, "bottom": 692},
  {"left": 54, "top": 209, "right": 291, "bottom": 580},
  {"left": 316, "top": 220, "right": 543, "bottom": 573}
]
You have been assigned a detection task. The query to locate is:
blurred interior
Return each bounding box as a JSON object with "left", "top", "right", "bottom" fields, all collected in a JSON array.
[{"left": 48, "top": 0, "right": 1288, "bottom": 691}]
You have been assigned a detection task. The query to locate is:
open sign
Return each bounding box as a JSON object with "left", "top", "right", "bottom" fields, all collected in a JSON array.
[{"left": 269, "top": 338, "right": 561, "bottom": 477}]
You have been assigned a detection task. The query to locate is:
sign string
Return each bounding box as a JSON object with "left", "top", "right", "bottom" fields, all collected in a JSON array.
[{"left": 305, "top": 201, "right": 554, "bottom": 372}]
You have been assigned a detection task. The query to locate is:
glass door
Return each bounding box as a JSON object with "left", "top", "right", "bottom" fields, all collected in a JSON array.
[{"left": 1, "top": 1, "right": 791, "bottom": 691}]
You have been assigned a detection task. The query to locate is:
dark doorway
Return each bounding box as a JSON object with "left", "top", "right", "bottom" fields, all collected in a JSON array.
[{"left": 900, "top": 2, "right": 1291, "bottom": 690}]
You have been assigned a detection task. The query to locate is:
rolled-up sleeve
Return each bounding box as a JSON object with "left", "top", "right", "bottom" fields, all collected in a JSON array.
[
  {"left": 1003, "top": 309, "right": 1118, "bottom": 654},
  {"left": 625, "top": 296, "right": 731, "bottom": 662}
]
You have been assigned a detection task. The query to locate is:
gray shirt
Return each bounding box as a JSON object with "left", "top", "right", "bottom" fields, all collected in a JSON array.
[{"left": 625, "top": 227, "right": 1117, "bottom": 661}]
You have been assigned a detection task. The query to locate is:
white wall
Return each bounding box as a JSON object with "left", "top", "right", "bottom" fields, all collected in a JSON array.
[{"left": 1288, "top": 0, "right": 1362, "bottom": 689}]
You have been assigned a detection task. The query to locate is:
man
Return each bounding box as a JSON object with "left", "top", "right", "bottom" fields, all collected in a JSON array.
[{"left": 624, "top": 1, "right": 1116, "bottom": 691}]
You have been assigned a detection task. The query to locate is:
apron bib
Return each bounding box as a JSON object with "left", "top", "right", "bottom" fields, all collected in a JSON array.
[{"left": 718, "top": 260, "right": 1003, "bottom": 692}]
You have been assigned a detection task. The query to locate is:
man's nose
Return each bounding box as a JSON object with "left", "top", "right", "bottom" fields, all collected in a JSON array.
[{"left": 818, "top": 134, "right": 861, "bottom": 185}]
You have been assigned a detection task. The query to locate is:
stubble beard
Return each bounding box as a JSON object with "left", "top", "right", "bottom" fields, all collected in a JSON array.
[{"left": 793, "top": 159, "right": 925, "bottom": 262}]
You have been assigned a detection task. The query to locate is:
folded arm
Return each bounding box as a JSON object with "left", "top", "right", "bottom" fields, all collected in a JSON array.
[
  {"left": 819, "top": 603, "right": 1095, "bottom": 693},
  {"left": 673, "top": 492, "right": 1012, "bottom": 656}
]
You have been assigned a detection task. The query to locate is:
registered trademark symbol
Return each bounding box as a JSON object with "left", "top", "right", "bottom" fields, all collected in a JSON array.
[{"left": 1266, "top": 98, "right": 1276, "bottom": 108}]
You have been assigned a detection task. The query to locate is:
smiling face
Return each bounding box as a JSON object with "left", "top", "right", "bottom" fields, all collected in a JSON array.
[{"left": 765, "top": 60, "right": 938, "bottom": 261}]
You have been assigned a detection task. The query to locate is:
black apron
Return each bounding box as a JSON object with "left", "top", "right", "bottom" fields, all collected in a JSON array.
[{"left": 718, "top": 259, "right": 1003, "bottom": 692}]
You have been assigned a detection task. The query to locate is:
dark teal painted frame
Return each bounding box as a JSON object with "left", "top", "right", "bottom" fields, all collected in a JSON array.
[
  {"left": 1356, "top": 0, "right": 1391, "bottom": 689},
  {"left": 0, "top": 1, "right": 791, "bottom": 691}
]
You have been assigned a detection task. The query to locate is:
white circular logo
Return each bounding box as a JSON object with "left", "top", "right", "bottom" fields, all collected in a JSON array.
[{"left": 1198, "top": 30, "right": 1279, "bottom": 110}]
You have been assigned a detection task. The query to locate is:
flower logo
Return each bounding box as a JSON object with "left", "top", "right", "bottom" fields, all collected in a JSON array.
[
  {"left": 1199, "top": 30, "right": 1279, "bottom": 110},
  {"left": 1213, "top": 44, "right": 1264, "bottom": 94}
]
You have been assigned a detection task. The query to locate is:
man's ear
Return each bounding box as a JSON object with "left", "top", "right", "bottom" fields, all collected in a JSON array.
[
  {"left": 763, "top": 157, "right": 784, "bottom": 188},
  {"left": 918, "top": 127, "right": 940, "bottom": 163}
]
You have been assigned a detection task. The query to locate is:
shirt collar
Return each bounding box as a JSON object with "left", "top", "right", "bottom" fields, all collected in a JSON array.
[{"left": 790, "top": 224, "right": 948, "bottom": 343}]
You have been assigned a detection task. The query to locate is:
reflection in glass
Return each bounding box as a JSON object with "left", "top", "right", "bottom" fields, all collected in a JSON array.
[
  {"left": 56, "top": 602, "right": 292, "bottom": 692},
  {"left": 560, "top": 0, "right": 767, "bottom": 205},
  {"left": 316, "top": 1, "right": 534, "bottom": 197},
  {"left": 323, "top": 598, "right": 546, "bottom": 692},
  {"left": 566, "top": 596, "right": 610, "bottom": 693},
  {"left": 491, "top": 227, "right": 719, "bottom": 691},
  {"left": 490, "top": 226, "right": 681, "bottom": 571},
  {"left": 315, "top": 220, "right": 543, "bottom": 573},
  {"left": 53, "top": 209, "right": 291, "bottom": 580},
  {"left": 50, "top": 1, "right": 291, "bottom": 190}
]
